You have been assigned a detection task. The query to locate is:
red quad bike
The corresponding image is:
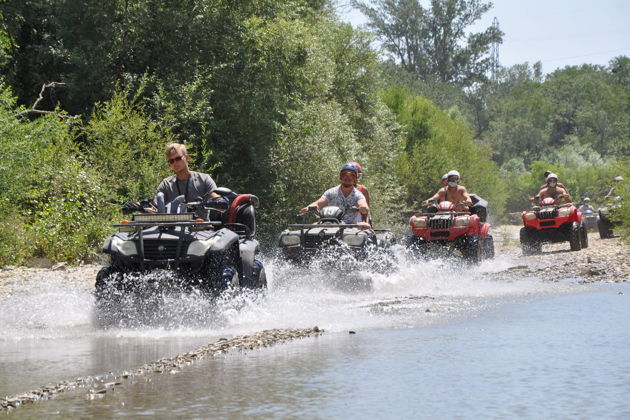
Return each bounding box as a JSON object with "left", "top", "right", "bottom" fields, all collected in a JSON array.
[
  {"left": 406, "top": 198, "right": 494, "bottom": 263},
  {"left": 520, "top": 197, "right": 588, "bottom": 255}
]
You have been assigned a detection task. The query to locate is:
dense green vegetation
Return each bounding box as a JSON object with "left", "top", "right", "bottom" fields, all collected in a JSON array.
[{"left": 0, "top": 0, "right": 627, "bottom": 265}]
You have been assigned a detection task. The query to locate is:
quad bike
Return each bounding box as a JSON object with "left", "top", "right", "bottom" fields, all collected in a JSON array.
[
  {"left": 520, "top": 197, "right": 588, "bottom": 255},
  {"left": 277, "top": 206, "right": 396, "bottom": 277},
  {"left": 597, "top": 196, "right": 621, "bottom": 239},
  {"left": 405, "top": 194, "right": 494, "bottom": 263},
  {"left": 579, "top": 207, "right": 598, "bottom": 231},
  {"left": 96, "top": 188, "right": 266, "bottom": 313}
]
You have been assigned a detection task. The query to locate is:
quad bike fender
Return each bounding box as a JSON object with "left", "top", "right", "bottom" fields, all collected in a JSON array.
[
  {"left": 239, "top": 238, "right": 260, "bottom": 279},
  {"left": 479, "top": 222, "right": 491, "bottom": 237},
  {"left": 207, "top": 228, "right": 240, "bottom": 253}
]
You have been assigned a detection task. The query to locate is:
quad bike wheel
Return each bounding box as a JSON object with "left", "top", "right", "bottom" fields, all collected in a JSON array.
[
  {"left": 580, "top": 223, "right": 589, "bottom": 249},
  {"left": 461, "top": 236, "right": 482, "bottom": 263},
  {"left": 206, "top": 265, "right": 239, "bottom": 294},
  {"left": 520, "top": 227, "right": 542, "bottom": 255},
  {"left": 569, "top": 222, "right": 582, "bottom": 251},
  {"left": 482, "top": 235, "right": 495, "bottom": 259},
  {"left": 597, "top": 217, "right": 613, "bottom": 239},
  {"left": 241, "top": 259, "right": 267, "bottom": 289}
]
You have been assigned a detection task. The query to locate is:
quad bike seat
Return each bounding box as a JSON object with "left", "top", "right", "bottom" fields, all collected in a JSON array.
[{"left": 469, "top": 194, "right": 488, "bottom": 223}]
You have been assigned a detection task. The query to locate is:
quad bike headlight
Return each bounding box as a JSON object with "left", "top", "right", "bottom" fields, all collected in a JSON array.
[
  {"left": 110, "top": 236, "right": 138, "bottom": 256},
  {"left": 280, "top": 234, "right": 301, "bottom": 247},
  {"left": 558, "top": 207, "right": 572, "bottom": 217},
  {"left": 524, "top": 211, "right": 537, "bottom": 220},
  {"left": 411, "top": 216, "right": 427, "bottom": 227},
  {"left": 343, "top": 233, "right": 366, "bottom": 247},
  {"left": 187, "top": 237, "right": 216, "bottom": 256},
  {"left": 454, "top": 216, "right": 471, "bottom": 226}
]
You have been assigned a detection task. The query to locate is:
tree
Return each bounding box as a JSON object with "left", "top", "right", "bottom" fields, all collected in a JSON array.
[{"left": 352, "top": 0, "right": 502, "bottom": 86}]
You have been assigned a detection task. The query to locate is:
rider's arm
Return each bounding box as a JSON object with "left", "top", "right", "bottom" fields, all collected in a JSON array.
[
  {"left": 422, "top": 189, "right": 443, "bottom": 205},
  {"left": 461, "top": 187, "right": 473, "bottom": 206},
  {"left": 357, "top": 198, "right": 369, "bottom": 221},
  {"left": 301, "top": 196, "right": 329, "bottom": 214},
  {"left": 559, "top": 187, "right": 572, "bottom": 203}
]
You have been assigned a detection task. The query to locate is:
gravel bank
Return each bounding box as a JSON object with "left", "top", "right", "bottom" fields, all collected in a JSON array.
[
  {"left": 492, "top": 226, "right": 629, "bottom": 283},
  {"left": 0, "top": 327, "right": 323, "bottom": 412}
]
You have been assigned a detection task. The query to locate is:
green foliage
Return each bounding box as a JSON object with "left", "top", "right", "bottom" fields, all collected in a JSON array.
[
  {"left": 80, "top": 87, "right": 173, "bottom": 202},
  {"left": 352, "top": 0, "right": 502, "bottom": 87},
  {"left": 500, "top": 158, "right": 620, "bottom": 214},
  {"left": 481, "top": 62, "right": 630, "bottom": 165},
  {"left": 609, "top": 159, "right": 629, "bottom": 242},
  {"left": 382, "top": 86, "right": 506, "bottom": 216},
  {"left": 0, "top": 84, "right": 113, "bottom": 265}
]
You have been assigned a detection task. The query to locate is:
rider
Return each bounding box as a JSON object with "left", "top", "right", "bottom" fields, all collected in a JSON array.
[
  {"left": 579, "top": 197, "right": 595, "bottom": 213},
  {"left": 347, "top": 161, "right": 370, "bottom": 206},
  {"left": 538, "top": 173, "right": 572, "bottom": 204},
  {"left": 422, "top": 170, "right": 472, "bottom": 212},
  {"left": 156, "top": 143, "right": 219, "bottom": 203},
  {"left": 531, "top": 170, "right": 569, "bottom": 202},
  {"left": 301, "top": 163, "right": 370, "bottom": 226}
]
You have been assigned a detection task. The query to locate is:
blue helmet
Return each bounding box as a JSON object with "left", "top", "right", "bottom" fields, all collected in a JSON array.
[{"left": 340, "top": 163, "right": 359, "bottom": 176}]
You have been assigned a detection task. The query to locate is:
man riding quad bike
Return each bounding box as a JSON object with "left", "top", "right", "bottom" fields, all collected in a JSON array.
[
  {"left": 278, "top": 205, "right": 395, "bottom": 267},
  {"left": 406, "top": 195, "right": 494, "bottom": 263},
  {"left": 520, "top": 175, "right": 588, "bottom": 254},
  {"left": 96, "top": 188, "right": 266, "bottom": 316},
  {"left": 410, "top": 170, "right": 494, "bottom": 263}
]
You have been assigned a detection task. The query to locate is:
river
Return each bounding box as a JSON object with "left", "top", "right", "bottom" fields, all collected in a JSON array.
[{"left": 1, "top": 249, "right": 629, "bottom": 418}]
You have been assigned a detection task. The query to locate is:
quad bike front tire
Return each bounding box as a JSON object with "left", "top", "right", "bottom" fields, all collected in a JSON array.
[
  {"left": 244, "top": 259, "right": 267, "bottom": 290},
  {"left": 580, "top": 222, "right": 589, "bottom": 249},
  {"left": 597, "top": 217, "right": 613, "bottom": 239},
  {"left": 520, "top": 228, "right": 542, "bottom": 255},
  {"left": 462, "top": 236, "right": 482, "bottom": 263},
  {"left": 569, "top": 222, "right": 582, "bottom": 251},
  {"left": 212, "top": 265, "right": 239, "bottom": 293},
  {"left": 482, "top": 235, "right": 495, "bottom": 260}
]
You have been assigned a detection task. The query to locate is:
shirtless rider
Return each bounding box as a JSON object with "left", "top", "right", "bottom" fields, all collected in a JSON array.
[
  {"left": 422, "top": 170, "right": 472, "bottom": 212},
  {"left": 538, "top": 173, "right": 572, "bottom": 204}
]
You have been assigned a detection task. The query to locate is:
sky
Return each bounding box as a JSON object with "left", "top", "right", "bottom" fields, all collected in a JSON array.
[{"left": 337, "top": 0, "right": 630, "bottom": 74}]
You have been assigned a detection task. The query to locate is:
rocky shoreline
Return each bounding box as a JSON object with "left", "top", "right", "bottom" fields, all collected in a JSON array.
[{"left": 0, "top": 327, "right": 323, "bottom": 412}]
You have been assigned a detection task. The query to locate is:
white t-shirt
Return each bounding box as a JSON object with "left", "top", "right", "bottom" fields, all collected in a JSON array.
[{"left": 322, "top": 185, "right": 366, "bottom": 224}]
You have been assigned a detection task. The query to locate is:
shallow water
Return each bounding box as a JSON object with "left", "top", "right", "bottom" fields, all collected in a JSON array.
[{"left": 2, "top": 250, "right": 618, "bottom": 418}]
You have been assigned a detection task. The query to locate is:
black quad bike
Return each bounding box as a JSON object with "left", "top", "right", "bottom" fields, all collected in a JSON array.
[
  {"left": 95, "top": 188, "right": 266, "bottom": 318},
  {"left": 278, "top": 206, "right": 396, "bottom": 279}
]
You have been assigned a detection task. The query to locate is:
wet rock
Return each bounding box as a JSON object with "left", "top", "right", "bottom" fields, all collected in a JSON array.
[
  {"left": 349, "top": 330, "right": 356, "bottom": 334},
  {"left": 426, "top": 305, "right": 439, "bottom": 313}
]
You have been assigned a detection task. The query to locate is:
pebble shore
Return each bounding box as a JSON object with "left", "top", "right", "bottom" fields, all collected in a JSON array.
[{"left": 0, "top": 327, "right": 323, "bottom": 412}]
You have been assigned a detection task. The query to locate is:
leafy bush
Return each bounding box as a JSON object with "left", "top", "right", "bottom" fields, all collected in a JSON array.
[{"left": 382, "top": 86, "right": 506, "bottom": 218}]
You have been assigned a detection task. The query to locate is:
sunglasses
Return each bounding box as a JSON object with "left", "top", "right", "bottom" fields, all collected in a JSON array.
[{"left": 168, "top": 155, "right": 184, "bottom": 164}]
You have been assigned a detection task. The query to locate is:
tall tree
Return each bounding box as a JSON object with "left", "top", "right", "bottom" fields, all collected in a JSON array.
[{"left": 352, "top": 0, "right": 502, "bottom": 86}]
